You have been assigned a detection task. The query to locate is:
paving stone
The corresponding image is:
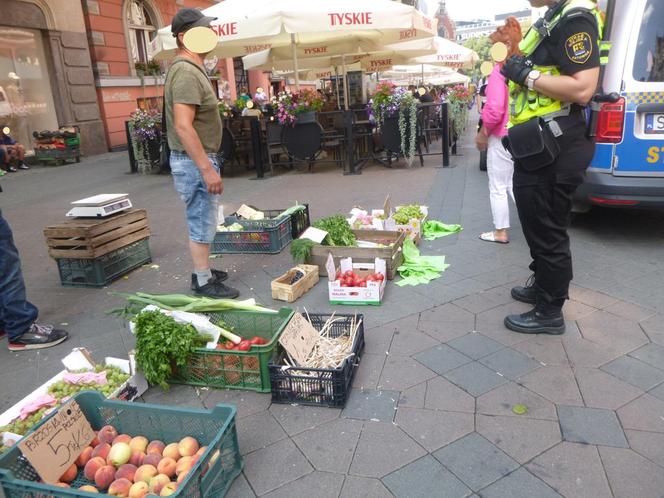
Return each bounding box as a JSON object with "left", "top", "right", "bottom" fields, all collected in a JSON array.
[
  {"left": 598, "top": 446, "right": 664, "bottom": 498},
  {"left": 628, "top": 343, "right": 664, "bottom": 371},
  {"left": 379, "top": 354, "right": 437, "bottom": 391},
  {"left": 511, "top": 336, "right": 568, "bottom": 366},
  {"left": 562, "top": 299, "right": 598, "bottom": 320},
  {"left": 383, "top": 455, "right": 472, "bottom": 498},
  {"left": 477, "top": 468, "right": 562, "bottom": 498},
  {"left": 601, "top": 355, "right": 664, "bottom": 390},
  {"left": 444, "top": 361, "right": 508, "bottom": 397},
  {"left": 518, "top": 365, "right": 584, "bottom": 406},
  {"left": 472, "top": 265, "right": 532, "bottom": 289},
  {"left": 353, "top": 353, "right": 387, "bottom": 390},
  {"left": 269, "top": 404, "right": 340, "bottom": 436},
  {"left": 627, "top": 430, "right": 664, "bottom": 470},
  {"left": 617, "top": 394, "right": 664, "bottom": 433},
  {"left": 364, "top": 322, "right": 397, "bottom": 352},
  {"left": 476, "top": 414, "right": 562, "bottom": 464},
  {"left": 604, "top": 300, "right": 656, "bottom": 322},
  {"left": 226, "top": 473, "right": 256, "bottom": 498},
  {"left": 243, "top": 439, "right": 313, "bottom": 496},
  {"left": 424, "top": 376, "right": 476, "bottom": 413},
  {"left": 399, "top": 381, "right": 427, "bottom": 408},
  {"left": 142, "top": 384, "right": 204, "bottom": 408},
  {"left": 433, "top": 432, "right": 519, "bottom": 492},
  {"left": 574, "top": 367, "right": 643, "bottom": 410},
  {"left": 478, "top": 348, "right": 541, "bottom": 380},
  {"left": 568, "top": 286, "right": 618, "bottom": 308},
  {"left": 262, "top": 471, "right": 345, "bottom": 498},
  {"left": 417, "top": 303, "right": 475, "bottom": 343},
  {"left": 350, "top": 421, "right": 427, "bottom": 478},
  {"left": 236, "top": 410, "right": 288, "bottom": 455},
  {"left": 476, "top": 382, "right": 558, "bottom": 421},
  {"left": 557, "top": 405, "right": 628, "bottom": 448},
  {"left": 389, "top": 328, "right": 441, "bottom": 356},
  {"left": 339, "top": 476, "right": 393, "bottom": 498},
  {"left": 452, "top": 288, "right": 512, "bottom": 314},
  {"left": 648, "top": 382, "right": 664, "bottom": 402},
  {"left": 292, "top": 418, "right": 363, "bottom": 474},
  {"left": 561, "top": 333, "right": 623, "bottom": 368},
  {"left": 476, "top": 302, "right": 535, "bottom": 347},
  {"left": 342, "top": 389, "right": 399, "bottom": 422},
  {"left": 395, "top": 407, "right": 474, "bottom": 452},
  {"left": 577, "top": 311, "right": 649, "bottom": 354},
  {"left": 202, "top": 389, "right": 272, "bottom": 417},
  {"left": 414, "top": 344, "right": 472, "bottom": 375},
  {"left": 640, "top": 313, "right": 664, "bottom": 345},
  {"left": 526, "top": 442, "right": 612, "bottom": 498},
  {"left": 448, "top": 333, "right": 505, "bottom": 360}
]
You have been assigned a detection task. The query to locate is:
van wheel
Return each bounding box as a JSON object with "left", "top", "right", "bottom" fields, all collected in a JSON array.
[
  {"left": 571, "top": 201, "right": 592, "bottom": 214},
  {"left": 479, "top": 150, "right": 487, "bottom": 171}
]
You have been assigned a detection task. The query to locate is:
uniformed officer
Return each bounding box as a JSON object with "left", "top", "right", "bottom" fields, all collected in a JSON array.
[{"left": 500, "top": 0, "right": 605, "bottom": 335}]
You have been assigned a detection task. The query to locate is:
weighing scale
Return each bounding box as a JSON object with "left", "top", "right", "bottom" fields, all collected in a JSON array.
[{"left": 66, "top": 194, "right": 133, "bottom": 218}]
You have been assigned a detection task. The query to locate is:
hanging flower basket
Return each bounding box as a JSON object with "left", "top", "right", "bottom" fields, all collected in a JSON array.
[
  {"left": 271, "top": 89, "right": 325, "bottom": 126},
  {"left": 128, "top": 108, "right": 162, "bottom": 174}
]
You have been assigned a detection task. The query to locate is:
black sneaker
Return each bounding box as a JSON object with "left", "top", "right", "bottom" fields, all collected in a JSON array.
[
  {"left": 18, "top": 163, "right": 29, "bottom": 170},
  {"left": 504, "top": 306, "right": 565, "bottom": 335},
  {"left": 190, "top": 269, "right": 228, "bottom": 290},
  {"left": 8, "top": 323, "right": 69, "bottom": 351},
  {"left": 192, "top": 275, "right": 239, "bottom": 299},
  {"left": 511, "top": 274, "right": 537, "bottom": 305}
]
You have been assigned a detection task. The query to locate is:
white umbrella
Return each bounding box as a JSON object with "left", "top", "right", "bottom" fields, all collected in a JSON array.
[
  {"left": 150, "top": 0, "right": 437, "bottom": 106},
  {"left": 407, "top": 36, "right": 479, "bottom": 70}
]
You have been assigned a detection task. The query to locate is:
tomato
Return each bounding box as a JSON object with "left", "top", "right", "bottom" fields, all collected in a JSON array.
[
  {"left": 236, "top": 340, "right": 252, "bottom": 351},
  {"left": 359, "top": 281, "right": 367, "bottom": 287},
  {"left": 217, "top": 341, "right": 235, "bottom": 350},
  {"left": 249, "top": 336, "right": 267, "bottom": 345},
  {"left": 374, "top": 273, "right": 385, "bottom": 281},
  {"left": 344, "top": 270, "right": 354, "bottom": 278}
]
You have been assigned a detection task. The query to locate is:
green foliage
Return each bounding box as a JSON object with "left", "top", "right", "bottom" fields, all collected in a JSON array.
[
  {"left": 290, "top": 238, "right": 315, "bottom": 263},
  {"left": 393, "top": 205, "right": 425, "bottom": 225},
  {"left": 463, "top": 36, "right": 493, "bottom": 81},
  {"left": 313, "top": 215, "right": 357, "bottom": 246}
]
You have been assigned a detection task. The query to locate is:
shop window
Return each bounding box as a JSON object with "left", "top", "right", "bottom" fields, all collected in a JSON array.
[
  {"left": 0, "top": 26, "right": 59, "bottom": 153},
  {"left": 125, "top": 0, "right": 160, "bottom": 72}
]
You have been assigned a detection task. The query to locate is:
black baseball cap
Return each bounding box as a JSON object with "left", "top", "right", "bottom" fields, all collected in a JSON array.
[{"left": 171, "top": 8, "right": 217, "bottom": 37}]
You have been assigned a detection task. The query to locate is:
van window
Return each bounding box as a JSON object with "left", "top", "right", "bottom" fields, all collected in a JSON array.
[{"left": 633, "top": 0, "right": 664, "bottom": 82}]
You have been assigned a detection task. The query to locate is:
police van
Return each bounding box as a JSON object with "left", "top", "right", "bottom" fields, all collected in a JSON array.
[{"left": 574, "top": 0, "right": 664, "bottom": 210}]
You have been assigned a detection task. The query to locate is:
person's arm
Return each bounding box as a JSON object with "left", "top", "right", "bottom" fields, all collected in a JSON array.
[
  {"left": 531, "top": 67, "right": 599, "bottom": 105},
  {"left": 481, "top": 68, "right": 508, "bottom": 136}
]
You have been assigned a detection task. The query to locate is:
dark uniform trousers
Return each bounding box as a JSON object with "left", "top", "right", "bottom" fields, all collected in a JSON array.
[{"left": 512, "top": 118, "right": 595, "bottom": 308}]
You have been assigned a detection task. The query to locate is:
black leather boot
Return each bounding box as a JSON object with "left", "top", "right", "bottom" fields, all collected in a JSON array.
[
  {"left": 504, "top": 303, "right": 565, "bottom": 335},
  {"left": 511, "top": 274, "right": 537, "bottom": 304}
]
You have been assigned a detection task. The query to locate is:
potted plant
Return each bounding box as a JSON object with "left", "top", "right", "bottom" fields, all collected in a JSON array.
[
  {"left": 446, "top": 84, "right": 472, "bottom": 141},
  {"left": 367, "top": 82, "right": 418, "bottom": 165},
  {"left": 128, "top": 108, "right": 161, "bottom": 174},
  {"left": 218, "top": 101, "right": 232, "bottom": 119},
  {"left": 271, "top": 89, "right": 325, "bottom": 126}
]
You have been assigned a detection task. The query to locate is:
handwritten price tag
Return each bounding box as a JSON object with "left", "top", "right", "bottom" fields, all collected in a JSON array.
[{"left": 19, "top": 399, "right": 95, "bottom": 483}]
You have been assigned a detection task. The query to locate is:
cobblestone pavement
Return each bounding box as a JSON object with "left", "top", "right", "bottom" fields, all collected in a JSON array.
[{"left": 1, "top": 120, "right": 664, "bottom": 497}]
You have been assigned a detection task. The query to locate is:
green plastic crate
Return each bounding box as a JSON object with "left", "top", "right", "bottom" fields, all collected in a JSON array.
[
  {"left": 171, "top": 308, "right": 294, "bottom": 392},
  {"left": 56, "top": 238, "right": 151, "bottom": 288},
  {"left": 0, "top": 391, "right": 242, "bottom": 498}
]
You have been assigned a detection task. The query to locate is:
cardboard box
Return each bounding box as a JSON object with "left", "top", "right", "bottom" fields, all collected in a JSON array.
[
  {"left": 347, "top": 203, "right": 428, "bottom": 242},
  {"left": 327, "top": 255, "right": 386, "bottom": 306}
]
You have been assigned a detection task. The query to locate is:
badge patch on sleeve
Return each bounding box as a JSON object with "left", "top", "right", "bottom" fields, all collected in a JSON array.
[{"left": 565, "top": 32, "right": 592, "bottom": 64}]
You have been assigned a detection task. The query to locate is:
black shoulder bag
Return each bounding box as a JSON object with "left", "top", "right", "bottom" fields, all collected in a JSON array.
[{"left": 504, "top": 118, "right": 561, "bottom": 171}]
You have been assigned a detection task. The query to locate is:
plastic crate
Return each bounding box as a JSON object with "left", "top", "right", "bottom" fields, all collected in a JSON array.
[
  {"left": 56, "top": 238, "right": 151, "bottom": 288},
  {"left": 0, "top": 391, "right": 242, "bottom": 498},
  {"left": 171, "top": 308, "right": 295, "bottom": 392},
  {"left": 269, "top": 313, "right": 365, "bottom": 407}
]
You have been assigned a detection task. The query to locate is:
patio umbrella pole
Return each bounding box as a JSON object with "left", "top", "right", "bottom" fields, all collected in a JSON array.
[
  {"left": 291, "top": 33, "right": 300, "bottom": 91},
  {"left": 342, "top": 55, "right": 349, "bottom": 111},
  {"left": 335, "top": 66, "right": 341, "bottom": 111}
]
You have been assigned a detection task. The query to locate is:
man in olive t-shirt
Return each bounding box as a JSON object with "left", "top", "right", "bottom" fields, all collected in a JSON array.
[{"left": 165, "top": 8, "right": 238, "bottom": 299}]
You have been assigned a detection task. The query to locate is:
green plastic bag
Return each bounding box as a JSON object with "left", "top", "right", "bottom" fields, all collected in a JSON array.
[
  {"left": 396, "top": 238, "right": 450, "bottom": 286},
  {"left": 422, "top": 220, "right": 462, "bottom": 241}
]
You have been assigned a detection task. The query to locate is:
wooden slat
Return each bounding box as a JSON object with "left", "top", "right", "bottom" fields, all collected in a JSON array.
[
  {"left": 45, "top": 219, "right": 148, "bottom": 249},
  {"left": 43, "top": 209, "right": 147, "bottom": 239},
  {"left": 48, "top": 229, "right": 150, "bottom": 259}
]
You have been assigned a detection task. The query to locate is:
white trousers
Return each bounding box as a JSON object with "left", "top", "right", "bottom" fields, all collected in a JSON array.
[{"left": 487, "top": 135, "right": 515, "bottom": 230}]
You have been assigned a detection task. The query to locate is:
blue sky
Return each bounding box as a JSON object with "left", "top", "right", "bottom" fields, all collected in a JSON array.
[{"left": 422, "top": 0, "right": 533, "bottom": 22}]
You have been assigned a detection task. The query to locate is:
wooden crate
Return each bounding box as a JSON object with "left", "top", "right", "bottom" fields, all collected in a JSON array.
[
  {"left": 43, "top": 209, "right": 150, "bottom": 259},
  {"left": 271, "top": 264, "right": 319, "bottom": 303},
  {"left": 306, "top": 230, "right": 405, "bottom": 280}
]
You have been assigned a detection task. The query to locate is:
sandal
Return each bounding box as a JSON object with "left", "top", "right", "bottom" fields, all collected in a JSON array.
[{"left": 479, "top": 231, "right": 509, "bottom": 244}]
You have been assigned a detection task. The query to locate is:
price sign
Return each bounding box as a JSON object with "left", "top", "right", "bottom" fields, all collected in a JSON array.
[
  {"left": 18, "top": 399, "right": 95, "bottom": 484},
  {"left": 279, "top": 313, "right": 320, "bottom": 365}
]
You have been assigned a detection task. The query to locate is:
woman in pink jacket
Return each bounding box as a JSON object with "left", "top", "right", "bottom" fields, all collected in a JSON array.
[{"left": 475, "top": 17, "right": 523, "bottom": 244}]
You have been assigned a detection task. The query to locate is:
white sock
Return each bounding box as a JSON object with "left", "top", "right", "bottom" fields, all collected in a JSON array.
[{"left": 195, "top": 269, "right": 213, "bottom": 287}]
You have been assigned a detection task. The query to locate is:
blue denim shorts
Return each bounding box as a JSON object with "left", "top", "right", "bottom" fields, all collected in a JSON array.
[{"left": 170, "top": 151, "right": 220, "bottom": 244}]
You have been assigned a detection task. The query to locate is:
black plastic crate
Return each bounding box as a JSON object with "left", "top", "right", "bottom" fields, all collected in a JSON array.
[
  {"left": 283, "top": 204, "right": 310, "bottom": 239},
  {"left": 56, "top": 238, "right": 151, "bottom": 287},
  {"left": 269, "top": 313, "right": 365, "bottom": 407}
]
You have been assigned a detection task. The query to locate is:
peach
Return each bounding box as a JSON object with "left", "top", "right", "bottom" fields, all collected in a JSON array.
[
  {"left": 134, "top": 464, "right": 158, "bottom": 484},
  {"left": 108, "top": 442, "right": 132, "bottom": 467},
  {"left": 177, "top": 437, "right": 199, "bottom": 457},
  {"left": 60, "top": 463, "right": 77, "bottom": 483},
  {"left": 92, "top": 442, "right": 111, "bottom": 461},
  {"left": 90, "top": 432, "right": 101, "bottom": 448},
  {"left": 129, "top": 450, "right": 146, "bottom": 467},
  {"left": 159, "top": 482, "right": 178, "bottom": 496},
  {"left": 156, "top": 457, "right": 176, "bottom": 478},
  {"left": 115, "top": 463, "right": 137, "bottom": 482},
  {"left": 128, "top": 480, "right": 150, "bottom": 498},
  {"left": 79, "top": 484, "right": 99, "bottom": 493},
  {"left": 161, "top": 443, "right": 180, "bottom": 461},
  {"left": 176, "top": 469, "right": 190, "bottom": 484},
  {"left": 175, "top": 456, "right": 193, "bottom": 476},
  {"left": 142, "top": 453, "right": 162, "bottom": 468},
  {"left": 209, "top": 449, "right": 220, "bottom": 467},
  {"left": 54, "top": 482, "right": 70, "bottom": 487},
  {"left": 108, "top": 477, "right": 132, "bottom": 496},
  {"left": 84, "top": 457, "right": 107, "bottom": 481},
  {"left": 129, "top": 436, "right": 149, "bottom": 454},
  {"left": 148, "top": 474, "right": 170, "bottom": 494},
  {"left": 146, "top": 440, "right": 165, "bottom": 456},
  {"left": 76, "top": 446, "right": 94, "bottom": 468},
  {"left": 195, "top": 446, "right": 207, "bottom": 457},
  {"left": 94, "top": 464, "right": 116, "bottom": 490},
  {"left": 113, "top": 434, "right": 132, "bottom": 445},
  {"left": 98, "top": 425, "right": 119, "bottom": 445}
]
